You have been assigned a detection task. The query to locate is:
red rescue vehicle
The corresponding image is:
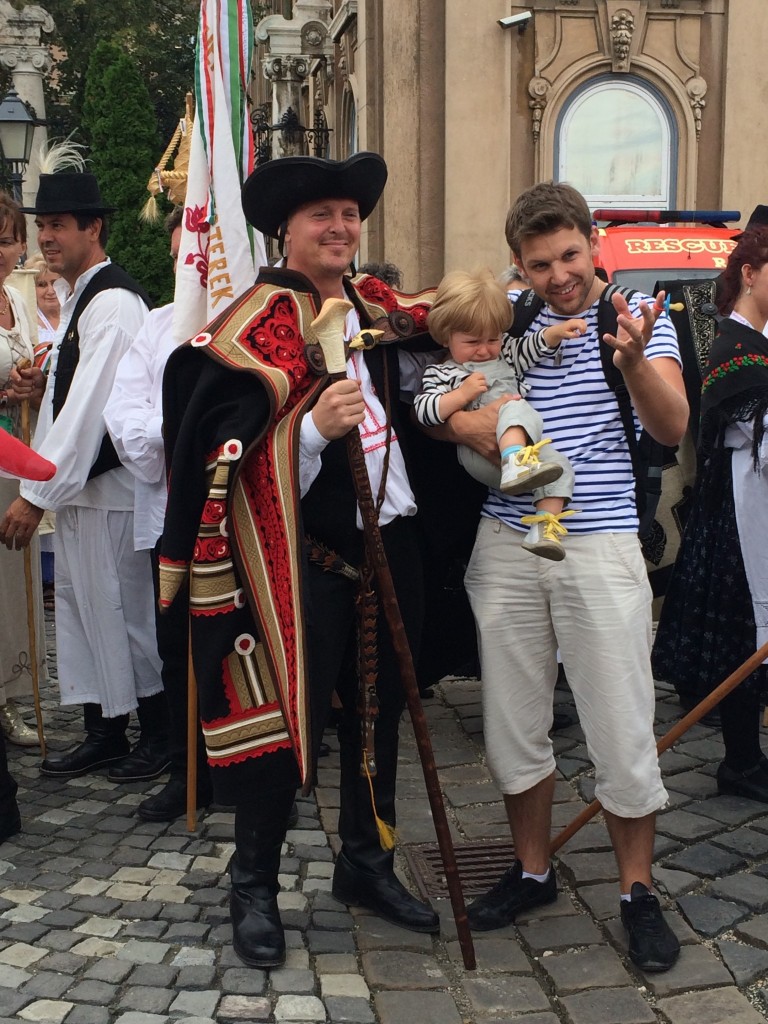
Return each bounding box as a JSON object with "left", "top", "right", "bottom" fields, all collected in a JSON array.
[
  {"left": 590, "top": 210, "right": 742, "bottom": 608},
  {"left": 592, "top": 209, "right": 741, "bottom": 294}
]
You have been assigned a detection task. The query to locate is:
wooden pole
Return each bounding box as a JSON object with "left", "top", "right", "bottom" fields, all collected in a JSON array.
[
  {"left": 186, "top": 624, "right": 198, "bottom": 832},
  {"left": 18, "top": 373, "right": 46, "bottom": 756},
  {"left": 551, "top": 639, "right": 768, "bottom": 855},
  {"left": 312, "top": 299, "right": 476, "bottom": 970}
]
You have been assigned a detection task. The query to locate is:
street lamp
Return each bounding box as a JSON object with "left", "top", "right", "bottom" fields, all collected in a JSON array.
[{"left": 0, "top": 87, "right": 40, "bottom": 202}]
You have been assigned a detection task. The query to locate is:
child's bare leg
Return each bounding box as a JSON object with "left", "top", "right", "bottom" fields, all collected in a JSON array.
[
  {"left": 535, "top": 496, "right": 565, "bottom": 515},
  {"left": 498, "top": 425, "right": 528, "bottom": 456}
]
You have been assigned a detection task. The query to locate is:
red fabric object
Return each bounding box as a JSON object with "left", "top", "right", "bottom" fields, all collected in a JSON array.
[{"left": 0, "top": 430, "right": 56, "bottom": 481}]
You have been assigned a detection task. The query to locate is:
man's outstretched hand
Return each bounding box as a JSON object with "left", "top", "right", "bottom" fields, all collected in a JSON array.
[{"left": 602, "top": 290, "right": 663, "bottom": 372}]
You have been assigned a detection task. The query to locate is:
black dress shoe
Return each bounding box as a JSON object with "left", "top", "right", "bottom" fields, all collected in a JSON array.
[
  {"left": 40, "top": 735, "right": 131, "bottom": 778},
  {"left": 108, "top": 740, "right": 171, "bottom": 783},
  {"left": 136, "top": 777, "right": 213, "bottom": 822},
  {"left": 0, "top": 806, "right": 21, "bottom": 845},
  {"left": 467, "top": 859, "right": 557, "bottom": 931},
  {"left": 332, "top": 850, "right": 439, "bottom": 934},
  {"left": 716, "top": 759, "right": 768, "bottom": 802},
  {"left": 231, "top": 884, "right": 286, "bottom": 968}
]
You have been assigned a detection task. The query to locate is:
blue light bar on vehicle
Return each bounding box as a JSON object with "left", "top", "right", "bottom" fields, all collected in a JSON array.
[{"left": 593, "top": 209, "right": 741, "bottom": 224}]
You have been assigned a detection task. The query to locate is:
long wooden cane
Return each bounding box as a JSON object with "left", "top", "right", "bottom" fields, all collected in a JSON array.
[
  {"left": 551, "top": 638, "right": 768, "bottom": 855},
  {"left": 186, "top": 622, "right": 198, "bottom": 832},
  {"left": 17, "top": 361, "right": 46, "bottom": 756},
  {"left": 311, "top": 299, "right": 476, "bottom": 971}
]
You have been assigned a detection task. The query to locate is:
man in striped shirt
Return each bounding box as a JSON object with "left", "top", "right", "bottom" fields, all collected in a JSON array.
[{"left": 453, "top": 182, "right": 688, "bottom": 973}]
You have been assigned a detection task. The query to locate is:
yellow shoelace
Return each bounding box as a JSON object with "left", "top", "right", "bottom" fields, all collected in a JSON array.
[
  {"left": 520, "top": 508, "right": 578, "bottom": 541},
  {"left": 515, "top": 438, "right": 553, "bottom": 466}
]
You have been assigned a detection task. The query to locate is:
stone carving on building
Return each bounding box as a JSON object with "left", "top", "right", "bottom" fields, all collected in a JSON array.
[
  {"left": 264, "top": 54, "right": 310, "bottom": 85},
  {"left": 0, "top": 2, "right": 54, "bottom": 80},
  {"left": 338, "top": 53, "right": 348, "bottom": 86},
  {"left": 610, "top": 9, "right": 635, "bottom": 72},
  {"left": 255, "top": 0, "right": 334, "bottom": 159},
  {"left": 528, "top": 76, "right": 551, "bottom": 145},
  {"left": 686, "top": 75, "right": 707, "bottom": 140}
]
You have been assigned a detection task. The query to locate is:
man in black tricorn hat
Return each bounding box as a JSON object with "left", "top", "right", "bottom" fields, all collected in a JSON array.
[
  {"left": 158, "top": 153, "right": 476, "bottom": 967},
  {"left": 0, "top": 148, "right": 170, "bottom": 783}
]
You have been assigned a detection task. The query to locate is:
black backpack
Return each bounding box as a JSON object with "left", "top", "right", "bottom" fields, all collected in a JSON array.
[{"left": 511, "top": 284, "right": 672, "bottom": 542}]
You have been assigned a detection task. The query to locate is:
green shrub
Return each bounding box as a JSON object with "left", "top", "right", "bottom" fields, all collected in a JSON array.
[{"left": 82, "top": 41, "right": 174, "bottom": 306}]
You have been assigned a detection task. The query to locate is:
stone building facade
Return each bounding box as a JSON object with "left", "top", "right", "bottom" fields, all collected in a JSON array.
[
  {"left": 254, "top": 0, "right": 765, "bottom": 289},
  {"left": 0, "top": 1, "right": 52, "bottom": 211}
]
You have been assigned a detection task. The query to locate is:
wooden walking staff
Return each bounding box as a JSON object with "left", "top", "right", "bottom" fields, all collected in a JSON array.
[
  {"left": 551, "top": 638, "right": 768, "bottom": 855},
  {"left": 186, "top": 625, "right": 198, "bottom": 832},
  {"left": 17, "top": 359, "right": 46, "bottom": 756},
  {"left": 310, "top": 298, "right": 477, "bottom": 971}
]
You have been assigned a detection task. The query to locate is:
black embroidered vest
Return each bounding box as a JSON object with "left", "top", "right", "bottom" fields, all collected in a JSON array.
[{"left": 52, "top": 264, "right": 151, "bottom": 480}]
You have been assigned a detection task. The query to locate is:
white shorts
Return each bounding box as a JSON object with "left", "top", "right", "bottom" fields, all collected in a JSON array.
[{"left": 464, "top": 517, "right": 667, "bottom": 818}]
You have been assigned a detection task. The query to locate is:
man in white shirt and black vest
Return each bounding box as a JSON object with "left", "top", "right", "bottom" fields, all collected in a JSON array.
[{"left": 0, "top": 155, "right": 170, "bottom": 784}]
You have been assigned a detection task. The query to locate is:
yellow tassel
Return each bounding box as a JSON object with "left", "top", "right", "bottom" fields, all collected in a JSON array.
[
  {"left": 362, "top": 756, "right": 397, "bottom": 850},
  {"left": 139, "top": 195, "right": 160, "bottom": 224}
]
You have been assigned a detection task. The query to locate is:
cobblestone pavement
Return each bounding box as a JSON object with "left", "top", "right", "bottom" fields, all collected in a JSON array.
[{"left": 3, "top": 613, "right": 768, "bottom": 1022}]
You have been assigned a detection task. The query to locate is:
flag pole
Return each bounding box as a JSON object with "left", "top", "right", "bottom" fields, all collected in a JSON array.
[{"left": 17, "top": 359, "right": 46, "bottom": 756}]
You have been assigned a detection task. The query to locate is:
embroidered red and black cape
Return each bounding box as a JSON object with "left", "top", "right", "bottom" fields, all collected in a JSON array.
[{"left": 159, "top": 269, "right": 438, "bottom": 800}]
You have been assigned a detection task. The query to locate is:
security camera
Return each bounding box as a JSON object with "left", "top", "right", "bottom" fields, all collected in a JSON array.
[{"left": 498, "top": 11, "right": 533, "bottom": 32}]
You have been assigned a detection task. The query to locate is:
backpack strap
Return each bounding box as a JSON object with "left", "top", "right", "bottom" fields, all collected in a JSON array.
[
  {"left": 597, "top": 285, "right": 664, "bottom": 528},
  {"left": 597, "top": 285, "right": 644, "bottom": 508},
  {"left": 510, "top": 288, "right": 545, "bottom": 337}
]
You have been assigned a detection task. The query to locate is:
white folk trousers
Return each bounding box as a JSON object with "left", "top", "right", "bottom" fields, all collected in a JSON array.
[{"left": 54, "top": 506, "right": 163, "bottom": 717}]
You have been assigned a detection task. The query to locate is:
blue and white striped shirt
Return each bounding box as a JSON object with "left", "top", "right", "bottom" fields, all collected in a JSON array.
[{"left": 484, "top": 290, "right": 681, "bottom": 535}]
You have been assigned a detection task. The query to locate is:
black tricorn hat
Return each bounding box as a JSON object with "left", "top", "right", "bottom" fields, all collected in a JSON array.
[
  {"left": 746, "top": 205, "right": 768, "bottom": 230},
  {"left": 21, "top": 172, "right": 116, "bottom": 216},
  {"left": 241, "top": 152, "right": 387, "bottom": 238}
]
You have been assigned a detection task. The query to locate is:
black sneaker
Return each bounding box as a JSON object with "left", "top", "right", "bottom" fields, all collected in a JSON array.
[
  {"left": 620, "top": 882, "right": 680, "bottom": 972},
  {"left": 467, "top": 859, "right": 557, "bottom": 931}
]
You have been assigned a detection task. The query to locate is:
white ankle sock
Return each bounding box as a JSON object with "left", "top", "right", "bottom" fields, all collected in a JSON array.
[{"left": 522, "top": 868, "right": 550, "bottom": 883}]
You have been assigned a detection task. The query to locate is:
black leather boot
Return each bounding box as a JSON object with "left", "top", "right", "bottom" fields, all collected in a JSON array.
[
  {"left": 332, "top": 707, "right": 439, "bottom": 934},
  {"left": 0, "top": 805, "right": 20, "bottom": 845},
  {"left": 108, "top": 693, "right": 171, "bottom": 782},
  {"left": 137, "top": 774, "right": 213, "bottom": 822},
  {"left": 0, "top": 730, "right": 20, "bottom": 844},
  {"left": 230, "top": 783, "right": 296, "bottom": 968},
  {"left": 40, "top": 704, "right": 130, "bottom": 778}
]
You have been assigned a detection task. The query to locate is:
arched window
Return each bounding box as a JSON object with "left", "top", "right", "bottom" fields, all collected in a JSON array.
[
  {"left": 341, "top": 86, "right": 357, "bottom": 157},
  {"left": 556, "top": 76, "right": 676, "bottom": 209}
]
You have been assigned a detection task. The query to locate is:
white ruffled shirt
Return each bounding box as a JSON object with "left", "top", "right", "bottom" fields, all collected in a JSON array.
[
  {"left": 21, "top": 260, "right": 149, "bottom": 512},
  {"left": 299, "top": 307, "right": 416, "bottom": 528},
  {"left": 104, "top": 303, "right": 177, "bottom": 550}
]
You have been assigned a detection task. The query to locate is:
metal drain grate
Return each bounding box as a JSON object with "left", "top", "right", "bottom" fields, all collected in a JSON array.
[{"left": 404, "top": 839, "right": 516, "bottom": 899}]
